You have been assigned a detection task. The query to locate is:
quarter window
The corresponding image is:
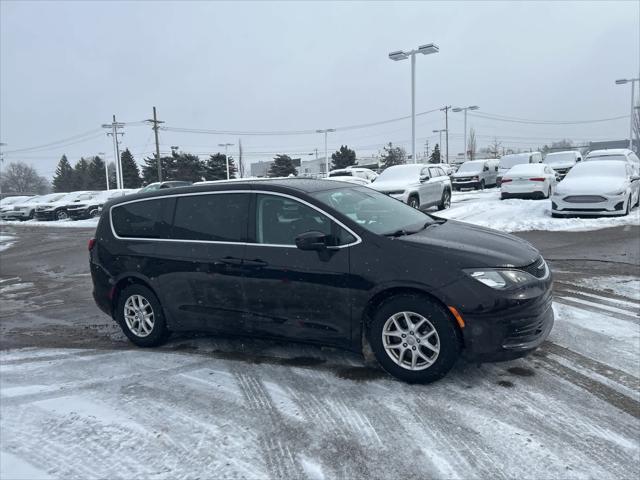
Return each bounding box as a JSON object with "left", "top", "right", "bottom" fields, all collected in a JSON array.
[
  {"left": 255, "top": 194, "right": 355, "bottom": 246},
  {"left": 171, "top": 193, "right": 249, "bottom": 242},
  {"left": 112, "top": 198, "right": 169, "bottom": 239}
]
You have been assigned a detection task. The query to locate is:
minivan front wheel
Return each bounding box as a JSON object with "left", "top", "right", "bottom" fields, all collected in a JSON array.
[
  {"left": 116, "top": 284, "right": 169, "bottom": 347},
  {"left": 368, "top": 294, "right": 460, "bottom": 383}
]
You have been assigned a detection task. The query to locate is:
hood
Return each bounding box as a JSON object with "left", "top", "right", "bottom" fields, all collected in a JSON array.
[
  {"left": 397, "top": 219, "right": 539, "bottom": 268},
  {"left": 556, "top": 176, "right": 627, "bottom": 195},
  {"left": 453, "top": 171, "right": 480, "bottom": 178},
  {"left": 546, "top": 161, "right": 575, "bottom": 170},
  {"left": 370, "top": 180, "right": 414, "bottom": 192}
]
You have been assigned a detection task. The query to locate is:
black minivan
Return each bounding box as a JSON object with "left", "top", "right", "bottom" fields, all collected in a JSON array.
[{"left": 90, "top": 178, "right": 553, "bottom": 383}]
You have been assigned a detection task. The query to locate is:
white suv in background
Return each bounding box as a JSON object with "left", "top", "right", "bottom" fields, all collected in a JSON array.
[
  {"left": 543, "top": 150, "right": 582, "bottom": 179},
  {"left": 328, "top": 167, "right": 378, "bottom": 182},
  {"left": 370, "top": 164, "right": 452, "bottom": 211},
  {"left": 584, "top": 149, "right": 640, "bottom": 175}
]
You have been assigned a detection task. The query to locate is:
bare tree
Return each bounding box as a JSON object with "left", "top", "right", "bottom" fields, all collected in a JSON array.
[
  {"left": 0, "top": 161, "right": 49, "bottom": 194},
  {"left": 487, "top": 137, "right": 502, "bottom": 159},
  {"left": 467, "top": 128, "right": 477, "bottom": 160}
]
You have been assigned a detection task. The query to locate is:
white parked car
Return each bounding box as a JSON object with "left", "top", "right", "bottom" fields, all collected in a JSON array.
[
  {"left": 328, "top": 167, "right": 378, "bottom": 182},
  {"left": 543, "top": 150, "right": 582, "bottom": 179},
  {"left": 497, "top": 151, "right": 543, "bottom": 186},
  {"left": 370, "top": 164, "right": 452, "bottom": 210},
  {"left": 326, "top": 176, "right": 371, "bottom": 186},
  {"left": 551, "top": 160, "right": 640, "bottom": 217},
  {"left": 0, "top": 196, "right": 33, "bottom": 216},
  {"left": 1, "top": 193, "right": 67, "bottom": 221},
  {"left": 501, "top": 163, "right": 557, "bottom": 200},
  {"left": 584, "top": 148, "right": 640, "bottom": 175}
]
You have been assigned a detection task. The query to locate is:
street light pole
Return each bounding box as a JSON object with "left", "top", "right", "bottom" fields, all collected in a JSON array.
[
  {"left": 389, "top": 43, "right": 439, "bottom": 164},
  {"left": 316, "top": 129, "right": 335, "bottom": 176},
  {"left": 452, "top": 106, "right": 479, "bottom": 162},
  {"left": 218, "top": 143, "right": 234, "bottom": 179},
  {"left": 616, "top": 78, "right": 639, "bottom": 150}
]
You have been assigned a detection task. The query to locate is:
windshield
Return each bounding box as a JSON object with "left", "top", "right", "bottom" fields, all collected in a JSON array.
[
  {"left": 43, "top": 193, "right": 68, "bottom": 203},
  {"left": 499, "top": 153, "right": 530, "bottom": 169},
  {"left": 543, "top": 152, "right": 577, "bottom": 164},
  {"left": 565, "top": 161, "right": 626, "bottom": 179},
  {"left": 585, "top": 154, "right": 626, "bottom": 162},
  {"left": 457, "top": 162, "right": 483, "bottom": 173},
  {"left": 312, "top": 186, "right": 435, "bottom": 235},
  {"left": 375, "top": 165, "right": 422, "bottom": 182},
  {"left": 329, "top": 170, "right": 352, "bottom": 177}
]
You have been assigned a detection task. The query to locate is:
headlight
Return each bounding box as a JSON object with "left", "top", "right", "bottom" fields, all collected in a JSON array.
[
  {"left": 606, "top": 190, "right": 626, "bottom": 196},
  {"left": 464, "top": 269, "right": 534, "bottom": 289},
  {"left": 385, "top": 190, "right": 405, "bottom": 195}
]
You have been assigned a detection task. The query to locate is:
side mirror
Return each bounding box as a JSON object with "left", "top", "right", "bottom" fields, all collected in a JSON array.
[
  {"left": 295, "top": 231, "right": 327, "bottom": 251},
  {"left": 419, "top": 174, "right": 429, "bottom": 183}
]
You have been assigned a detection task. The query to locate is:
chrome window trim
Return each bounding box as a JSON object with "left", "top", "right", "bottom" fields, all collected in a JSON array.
[{"left": 109, "top": 189, "right": 362, "bottom": 249}]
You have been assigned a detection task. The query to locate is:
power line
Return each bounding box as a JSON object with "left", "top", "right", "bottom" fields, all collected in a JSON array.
[{"left": 468, "top": 111, "right": 628, "bottom": 125}]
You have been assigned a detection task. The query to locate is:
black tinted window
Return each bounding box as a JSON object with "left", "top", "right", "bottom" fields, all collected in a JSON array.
[
  {"left": 171, "top": 193, "right": 249, "bottom": 242},
  {"left": 112, "top": 198, "right": 167, "bottom": 238},
  {"left": 256, "top": 194, "right": 355, "bottom": 246}
]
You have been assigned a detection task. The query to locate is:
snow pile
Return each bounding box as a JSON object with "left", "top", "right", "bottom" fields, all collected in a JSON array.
[
  {"left": 437, "top": 190, "right": 640, "bottom": 232},
  {"left": 0, "top": 218, "right": 99, "bottom": 228}
]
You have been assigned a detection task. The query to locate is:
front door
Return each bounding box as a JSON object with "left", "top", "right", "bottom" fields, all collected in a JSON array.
[
  {"left": 154, "top": 192, "right": 250, "bottom": 333},
  {"left": 241, "top": 192, "right": 356, "bottom": 347}
]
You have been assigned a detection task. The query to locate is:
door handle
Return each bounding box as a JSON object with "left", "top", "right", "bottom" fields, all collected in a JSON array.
[
  {"left": 214, "top": 256, "right": 244, "bottom": 267},
  {"left": 243, "top": 258, "right": 268, "bottom": 267}
]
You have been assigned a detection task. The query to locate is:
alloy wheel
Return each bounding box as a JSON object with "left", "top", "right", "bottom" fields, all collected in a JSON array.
[
  {"left": 443, "top": 191, "right": 451, "bottom": 208},
  {"left": 382, "top": 311, "right": 440, "bottom": 371},
  {"left": 124, "top": 294, "right": 155, "bottom": 337},
  {"left": 56, "top": 210, "right": 68, "bottom": 220}
]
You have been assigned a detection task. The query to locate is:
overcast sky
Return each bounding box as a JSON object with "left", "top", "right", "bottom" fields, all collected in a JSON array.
[{"left": 1, "top": 0, "right": 638, "bottom": 178}]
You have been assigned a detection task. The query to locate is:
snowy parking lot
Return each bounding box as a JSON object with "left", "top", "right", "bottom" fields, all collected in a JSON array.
[{"left": 1, "top": 191, "right": 639, "bottom": 480}]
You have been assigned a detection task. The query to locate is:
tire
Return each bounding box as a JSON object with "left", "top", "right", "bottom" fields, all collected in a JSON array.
[
  {"left": 115, "top": 284, "right": 170, "bottom": 347},
  {"left": 56, "top": 209, "right": 69, "bottom": 221},
  {"left": 551, "top": 213, "right": 562, "bottom": 218},
  {"left": 480, "top": 180, "right": 485, "bottom": 190},
  {"left": 368, "top": 294, "right": 461, "bottom": 384},
  {"left": 500, "top": 193, "right": 506, "bottom": 200},
  {"left": 437, "top": 189, "right": 451, "bottom": 211},
  {"left": 89, "top": 209, "right": 100, "bottom": 218},
  {"left": 408, "top": 195, "right": 420, "bottom": 209},
  {"left": 546, "top": 187, "right": 551, "bottom": 199},
  {"left": 623, "top": 196, "right": 631, "bottom": 216}
]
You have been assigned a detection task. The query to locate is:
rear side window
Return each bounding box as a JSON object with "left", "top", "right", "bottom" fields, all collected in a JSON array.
[
  {"left": 171, "top": 193, "right": 249, "bottom": 242},
  {"left": 112, "top": 198, "right": 168, "bottom": 238}
]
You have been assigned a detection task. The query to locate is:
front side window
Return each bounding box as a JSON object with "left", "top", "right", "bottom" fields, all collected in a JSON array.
[
  {"left": 255, "top": 194, "right": 355, "bottom": 246},
  {"left": 171, "top": 193, "right": 249, "bottom": 242}
]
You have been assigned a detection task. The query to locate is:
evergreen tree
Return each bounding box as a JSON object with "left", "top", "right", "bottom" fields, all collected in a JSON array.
[
  {"left": 172, "top": 152, "right": 205, "bottom": 182},
  {"left": 72, "top": 158, "right": 90, "bottom": 190},
  {"left": 52, "top": 155, "right": 74, "bottom": 192},
  {"left": 120, "top": 149, "right": 142, "bottom": 188},
  {"left": 141, "top": 154, "right": 172, "bottom": 184},
  {"left": 331, "top": 145, "right": 357, "bottom": 170},
  {"left": 379, "top": 142, "right": 406, "bottom": 169},
  {"left": 268, "top": 154, "right": 297, "bottom": 177},
  {"left": 205, "top": 153, "right": 237, "bottom": 180},
  {"left": 429, "top": 144, "right": 441, "bottom": 164},
  {"left": 86, "top": 156, "right": 107, "bottom": 190},
  {"left": 107, "top": 162, "right": 117, "bottom": 188}
]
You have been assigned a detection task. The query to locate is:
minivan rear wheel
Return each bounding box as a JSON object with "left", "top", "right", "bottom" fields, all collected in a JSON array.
[
  {"left": 368, "top": 294, "right": 460, "bottom": 383},
  {"left": 116, "top": 284, "right": 169, "bottom": 347}
]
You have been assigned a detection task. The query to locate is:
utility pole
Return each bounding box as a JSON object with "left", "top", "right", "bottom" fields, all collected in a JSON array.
[
  {"left": 441, "top": 106, "right": 451, "bottom": 163},
  {"left": 145, "top": 107, "right": 165, "bottom": 182},
  {"left": 102, "top": 116, "right": 125, "bottom": 189},
  {"left": 0, "top": 143, "right": 6, "bottom": 196}
]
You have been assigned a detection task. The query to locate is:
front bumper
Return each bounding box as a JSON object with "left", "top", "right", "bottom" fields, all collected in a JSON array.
[
  {"left": 552, "top": 193, "right": 627, "bottom": 216},
  {"left": 439, "top": 265, "right": 554, "bottom": 362},
  {"left": 452, "top": 179, "right": 480, "bottom": 189},
  {"left": 68, "top": 208, "right": 92, "bottom": 220},
  {"left": 34, "top": 210, "right": 58, "bottom": 220}
]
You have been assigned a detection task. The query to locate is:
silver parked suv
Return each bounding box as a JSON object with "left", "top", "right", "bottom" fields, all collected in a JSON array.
[
  {"left": 452, "top": 159, "right": 498, "bottom": 190},
  {"left": 370, "top": 164, "right": 452, "bottom": 210}
]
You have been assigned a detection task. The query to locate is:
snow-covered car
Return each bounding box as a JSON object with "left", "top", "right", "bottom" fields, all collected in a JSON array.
[
  {"left": 0, "top": 195, "right": 33, "bottom": 217},
  {"left": 67, "top": 189, "right": 133, "bottom": 220},
  {"left": 500, "top": 163, "right": 557, "bottom": 199},
  {"left": 542, "top": 150, "right": 582, "bottom": 179},
  {"left": 429, "top": 163, "right": 456, "bottom": 176},
  {"left": 583, "top": 148, "right": 640, "bottom": 175},
  {"left": 551, "top": 160, "right": 640, "bottom": 217},
  {"left": 451, "top": 159, "right": 498, "bottom": 190},
  {"left": 2, "top": 193, "right": 67, "bottom": 221},
  {"left": 497, "top": 152, "right": 542, "bottom": 186},
  {"left": 34, "top": 191, "right": 97, "bottom": 221},
  {"left": 326, "top": 176, "right": 371, "bottom": 186},
  {"left": 370, "top": 164, "right": 452, "bottom": 210},
  {"left": 138, "top": 181, "right": 192, "bottom": 193},
  {"left": 328, "top": 167, "right": 378, "bottom": 182}
]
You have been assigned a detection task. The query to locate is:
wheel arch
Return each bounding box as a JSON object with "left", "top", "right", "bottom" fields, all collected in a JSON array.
[
  {"left": 359, "top": 286, "right": 464, "bottom": 352},
  {"left": 110, "top": 275, "right": 158, "bottom": 318}
]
